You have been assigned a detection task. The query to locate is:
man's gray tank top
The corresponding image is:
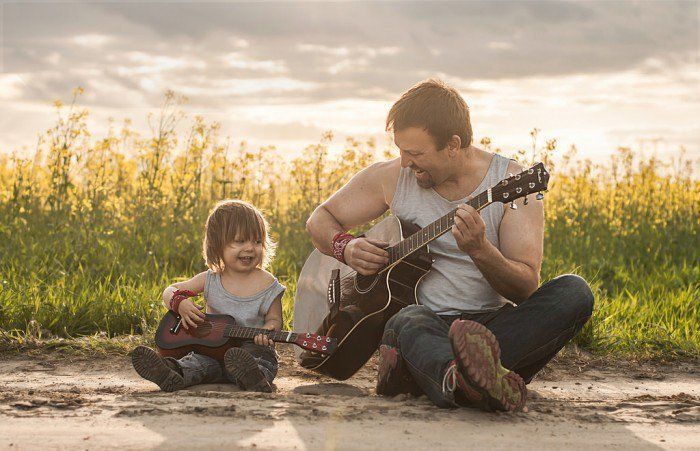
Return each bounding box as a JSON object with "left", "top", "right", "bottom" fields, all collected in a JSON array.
[
  {"left": 203, "top": 269, "right": 286, "bottom": 328},
  {"left": 390, "top": 154, "right": 511, "bottom": 314}
]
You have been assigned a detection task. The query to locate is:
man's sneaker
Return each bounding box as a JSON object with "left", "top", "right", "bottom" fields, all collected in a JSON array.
[
  {"left": 446, "top": 320, "right": 526, "bottom": 412},
  {"left": 224, "top": 347, "right": 273, "bottom": 393},
  {"left": 376, "top": 345, "right": 422, "bottom": 397},
  {"left": 131, "top": 345, "right": 185, "bottom": 392}
]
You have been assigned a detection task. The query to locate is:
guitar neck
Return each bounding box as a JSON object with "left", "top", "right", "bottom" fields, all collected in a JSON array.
[
  {"left": 387, "top": 188, "right": 492, "bottom": 265},
  {"left": 225, "top": 325, "right": 298, "bottom": 343}
]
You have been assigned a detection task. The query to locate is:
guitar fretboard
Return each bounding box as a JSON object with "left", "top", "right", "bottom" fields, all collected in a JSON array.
[
  {"left": 387, "top": 189, "right": 491, "bottom": 264},
  {"left": 224, "top": 325, "right": 298, "bottom": 343}
]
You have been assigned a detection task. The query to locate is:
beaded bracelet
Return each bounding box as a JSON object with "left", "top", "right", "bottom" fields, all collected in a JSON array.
[
  {"left": 169, "top": 289, "right": 197, "bottom": 313},
  {"left": 332, "top": 232, "right": 355, "bottom": 264}
]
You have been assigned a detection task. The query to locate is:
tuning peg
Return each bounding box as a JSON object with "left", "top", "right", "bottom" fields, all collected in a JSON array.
[
  {"left": 536, "top": 192, "right": 544, "bottom": 200},
  {"left": 523, "top": 196, "right": 529, "bottom": 205},
  {"left": 509, "top": 201, "right": 517, "bottom": 210}
]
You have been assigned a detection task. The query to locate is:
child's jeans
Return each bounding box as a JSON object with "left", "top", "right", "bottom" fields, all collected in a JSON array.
[{"left": 172, "top": 342, "right": 278, "bottom": 387}]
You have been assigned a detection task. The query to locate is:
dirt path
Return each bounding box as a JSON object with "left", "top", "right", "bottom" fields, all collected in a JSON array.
[{"left": 0, "top": 345, "right": 698, "bottom": 450}]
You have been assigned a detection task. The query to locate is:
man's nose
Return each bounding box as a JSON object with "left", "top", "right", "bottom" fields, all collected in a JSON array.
[{"left": 399, "top": 154, "right": 412, "bottom": 168}]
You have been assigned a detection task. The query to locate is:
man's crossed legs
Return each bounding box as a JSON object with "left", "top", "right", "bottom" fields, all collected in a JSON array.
[{"left": 377, "top": 274, "right": 594, "bottom": 411}]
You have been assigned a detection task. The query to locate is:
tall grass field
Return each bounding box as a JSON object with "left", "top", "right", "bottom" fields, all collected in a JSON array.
[{"left": 1, "top": 91, "right": 698, "bottom": 360}]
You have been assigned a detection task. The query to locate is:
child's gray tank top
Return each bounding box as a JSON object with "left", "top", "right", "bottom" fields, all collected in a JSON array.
[
  {"left": 203, "top": 270, "right": 286, "bottom": 328},
  {"left": 390, "top": 154, "right": 510, "bottom": 314}
]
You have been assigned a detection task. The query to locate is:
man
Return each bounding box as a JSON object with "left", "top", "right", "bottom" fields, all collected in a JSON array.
[{"left": 305, "top": 79, "right": 594, "bottom": 412}]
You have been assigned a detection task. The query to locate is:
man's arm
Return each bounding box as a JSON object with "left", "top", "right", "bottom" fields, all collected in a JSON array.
[
  {"left": 306, "top": 161, "right": 395, "bottom": 274},
  {"left": 452, "top": 161, "right": 544, "bottom": 303}
]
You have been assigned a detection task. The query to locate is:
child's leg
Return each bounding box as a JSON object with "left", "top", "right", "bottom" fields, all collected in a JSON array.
[
  {"left": 177, "top": 352, "right": 226, "bottom": 386},
  {"left": 132, "top": 345, "right": 185, "bottom": 392},
  {"left": 223, "top": 343, "right": 277, "bottom": 392},
  {"left": 241, "top": 342, "right": 279, "bottom": 384}
]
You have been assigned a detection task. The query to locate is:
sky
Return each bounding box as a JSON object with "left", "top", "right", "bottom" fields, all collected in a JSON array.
[{"left": 1, "top": 1, "right": 698, "bottom": 169}]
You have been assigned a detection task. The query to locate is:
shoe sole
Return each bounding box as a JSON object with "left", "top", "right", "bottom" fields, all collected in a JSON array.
[
  {"left": 376, "top": 345, "right": 399, "bottom": 396},
  {"left": 131, "top": 346, "right": 184, "bottom": 392},
  {"left": 376, "top": 345, "right": 422, "bottom": 397},
  {"left": 224, "top": 348, "right": 272, "bottom": 393},
  {"left": 448, "top": 320, "right": 526, "bottom": 412}
]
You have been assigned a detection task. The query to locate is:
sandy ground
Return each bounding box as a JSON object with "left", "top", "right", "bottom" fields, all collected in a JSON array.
[{"left": 0, "top": 345, "right": 698, "bottom": 450}]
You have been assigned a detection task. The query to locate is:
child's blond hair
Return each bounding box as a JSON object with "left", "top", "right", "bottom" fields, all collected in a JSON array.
[{"left": 203, "top": 199, "right": 276, "bottom": 272}]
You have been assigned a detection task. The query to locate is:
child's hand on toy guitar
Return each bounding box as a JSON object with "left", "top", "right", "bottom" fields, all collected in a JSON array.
[
  {"left": 254, "top": 324, "right": 276, "bottom": 347},
  {"left": 178, "top": 299, "right": 205, "bottom": 330}
]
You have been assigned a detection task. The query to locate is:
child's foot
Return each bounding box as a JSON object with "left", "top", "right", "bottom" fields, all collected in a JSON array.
[
  {"left": 224, "top": 347, "right": 273, "bottom": 393},
  {"left": 131, "top": 345, "right": 185, "bottom": 392},
  {"left": 447, "top": 320, "right": 526, "bottom": 412}
]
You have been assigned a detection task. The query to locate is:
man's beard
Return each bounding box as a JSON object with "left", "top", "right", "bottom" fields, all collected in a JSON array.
[{"left": 416, "top": 174, "right": 436, "bottom": 189}]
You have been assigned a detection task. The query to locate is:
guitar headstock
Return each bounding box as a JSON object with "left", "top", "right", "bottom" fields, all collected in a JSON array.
[
  {"left": 294, "top": 332, "right": 337, "bottom": 356},
  {"left": 492, "top": 162, "right": 549, "bottom": 205}
]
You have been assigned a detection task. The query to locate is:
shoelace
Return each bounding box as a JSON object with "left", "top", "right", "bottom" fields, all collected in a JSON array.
[{"left": 442, "top": 361, "right": 458, "bottom": 396}]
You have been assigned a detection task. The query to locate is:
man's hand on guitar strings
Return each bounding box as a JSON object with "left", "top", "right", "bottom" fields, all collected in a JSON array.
[{"left": 344, "top": 237, "right": 390, "bottom": 275}]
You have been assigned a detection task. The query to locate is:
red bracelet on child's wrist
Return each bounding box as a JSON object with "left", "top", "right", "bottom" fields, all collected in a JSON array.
[
  {"left": 169, "top": 289, "right": 196, "bottom": 313},
  {"left": 332, "top": 232, "right": 355, "bottom": 264}
]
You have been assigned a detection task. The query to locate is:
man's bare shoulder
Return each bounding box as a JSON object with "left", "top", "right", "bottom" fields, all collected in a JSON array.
[
  {"left": 366, "top": 157, "right": 401, "bottom": 177},
  {"left": 370, "top": 158, "right": 401, "bottom": 203}
]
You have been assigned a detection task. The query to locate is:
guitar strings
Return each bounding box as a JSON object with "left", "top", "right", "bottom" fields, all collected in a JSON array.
[
  {"left": 177, "top": 321, "right": 289, "bottom": 337},
  {"left": 173, "top": 321, "right": 322, "bottom": 340}
]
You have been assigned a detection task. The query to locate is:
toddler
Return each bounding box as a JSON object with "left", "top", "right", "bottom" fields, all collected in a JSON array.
[{"left": 132, "top": 199, "right": 284, "bottom": 392}]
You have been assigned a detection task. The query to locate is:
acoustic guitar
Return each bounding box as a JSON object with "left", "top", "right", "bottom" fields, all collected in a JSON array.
[
  {"left": 155, "top": 310, "right": 337, "bottom": 362},
  {"left": 293, "top": 162, "right": 549, "bottom": 380}
]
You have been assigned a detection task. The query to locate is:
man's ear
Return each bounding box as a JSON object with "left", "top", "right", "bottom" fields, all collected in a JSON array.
[{"left": 446, "top": 135, "right": 461, "bottom": 156}]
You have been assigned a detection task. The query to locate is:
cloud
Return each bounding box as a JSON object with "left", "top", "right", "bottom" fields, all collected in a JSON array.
[
  {"left": 72, "top": 34, "right": 112, "bottom": 48},
  {"left": 0, "top": 1, "right": 698, "bottom": 165}
]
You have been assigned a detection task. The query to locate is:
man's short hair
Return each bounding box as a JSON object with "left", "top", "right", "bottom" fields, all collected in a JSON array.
[{"left": 386, "top": 78, "right": 472, "bottom": 150}]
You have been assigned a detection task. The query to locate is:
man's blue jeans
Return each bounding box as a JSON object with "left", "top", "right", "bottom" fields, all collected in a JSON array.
[{"left": 381, "top": 274, "right": 594, "bottom": 407}]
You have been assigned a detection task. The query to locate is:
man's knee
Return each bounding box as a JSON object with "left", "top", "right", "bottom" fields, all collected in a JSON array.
[
  {"left": 385, "top": 304, "right": 434, "bottom": 331},
  {"left": 555, "top": 274, "right": 594, "bottom": 320}
]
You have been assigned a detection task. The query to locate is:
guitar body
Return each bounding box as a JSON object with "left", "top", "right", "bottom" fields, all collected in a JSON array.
[
  {"left": 294, "top": 216, "right": 433, "bottom": 380},
  {"left": 155, "top": 310, "right": 337, "bottom": 362},
  {"left": 155, "top": 311, "right": 239, "bottom": 362}
]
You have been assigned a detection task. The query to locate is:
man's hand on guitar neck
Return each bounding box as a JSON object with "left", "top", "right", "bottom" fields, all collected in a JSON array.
[
  {"left": 452, "top": 202, "right": 488, "bottom": 255},
  {"left": 344, "top": 237, "right": 390, "bottom": 275}
]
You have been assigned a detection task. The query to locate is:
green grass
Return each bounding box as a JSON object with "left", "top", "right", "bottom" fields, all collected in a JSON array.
[{"left": 0, "top": 92, "right": 697, "bottom": 361}]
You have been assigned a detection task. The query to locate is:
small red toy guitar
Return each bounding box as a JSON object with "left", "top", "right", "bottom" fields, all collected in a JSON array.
[{"left": 155, "top": 310, "right": 337, "bottom": 362}]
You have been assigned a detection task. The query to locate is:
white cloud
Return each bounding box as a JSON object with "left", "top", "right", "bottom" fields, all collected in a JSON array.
[
  {"left": 229, "top": 37, "right": 250, "bottom": 48},
  {"left": 72, "top": 34, "right": 112, "bottom": 48},
  {"left": 117, "top": 52, "right": 207, "bottom": 75},
  {"left": 174, "top": 77, "right": 319, "bottom": 97},
  {"left": 45, "top": 52, "right": 61, "bottom": 65},
  {"left": 222, "top": 52, "right": 287, "bottom": 74},
  {"left": 0, "top": 75, "right": 26, "bottom": 100},
  {"left": 296, "top": 44, "right": 401, "bottom": 58},
  {"left": 488, "top": 41, "right": 513, "bottom": 51},
  {"left": 1, "top": 1, "right": 698, "bottom": 170}
]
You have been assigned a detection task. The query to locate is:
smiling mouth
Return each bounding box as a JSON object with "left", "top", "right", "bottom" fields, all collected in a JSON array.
[{"left": 239, "top": 257, "right": 254, "bottom": 264}]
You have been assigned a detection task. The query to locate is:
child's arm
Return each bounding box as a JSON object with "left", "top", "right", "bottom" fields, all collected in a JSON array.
[
  {"left": 254, "top": 293, "right": 284, "bottom": 347},
  {"left": 162, "top": 271, "right": 207, "bottom": 330},
  {"left": 161, "top": 271, "right": 207, "bottom": 308}
]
